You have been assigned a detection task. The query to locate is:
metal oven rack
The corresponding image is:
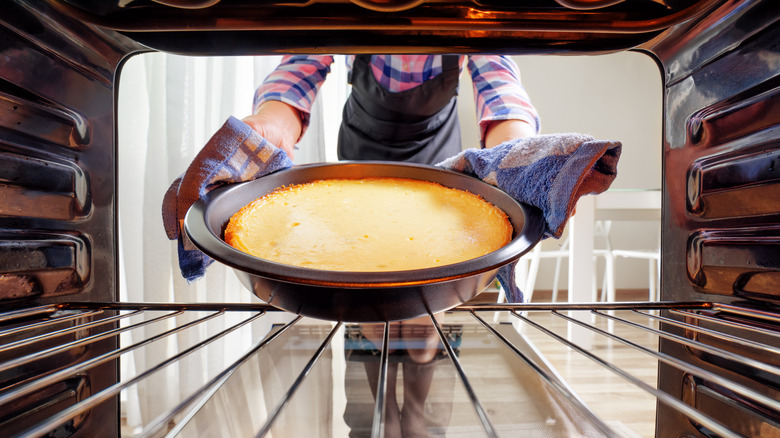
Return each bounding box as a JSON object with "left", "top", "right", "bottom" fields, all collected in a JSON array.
[{"left": 1, "top": 301, "right": 778, "bottom": 437}]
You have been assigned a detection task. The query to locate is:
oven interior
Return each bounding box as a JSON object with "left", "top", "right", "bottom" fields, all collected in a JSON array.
[{"left": 1, "top": 0, "right": 779, "bottom": 437}]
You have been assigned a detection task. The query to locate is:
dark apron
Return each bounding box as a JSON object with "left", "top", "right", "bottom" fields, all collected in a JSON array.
[{"left": 337, "top": 55, "right": 462, "bottom": 165}]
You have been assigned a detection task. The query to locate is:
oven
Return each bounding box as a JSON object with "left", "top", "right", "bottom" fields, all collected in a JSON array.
[{"left": 1, "top": 0, "right": 779, "bottom": 437}]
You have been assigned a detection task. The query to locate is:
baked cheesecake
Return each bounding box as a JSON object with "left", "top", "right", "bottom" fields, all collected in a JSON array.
[{"left": 224, "top": 177, "right": 512, "bottom": 271}]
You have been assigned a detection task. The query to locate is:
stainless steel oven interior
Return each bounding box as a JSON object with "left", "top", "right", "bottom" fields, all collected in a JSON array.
[{"left": 1, "top": 0, "right": 779, "bottom": 437}]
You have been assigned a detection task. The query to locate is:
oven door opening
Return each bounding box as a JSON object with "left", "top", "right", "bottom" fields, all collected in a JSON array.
[
  {"left": 110, "top": 50, "right": 669, "bottom": 437},
  {"left": 1, "top": 0, "right": 778, "bottom": 437}
]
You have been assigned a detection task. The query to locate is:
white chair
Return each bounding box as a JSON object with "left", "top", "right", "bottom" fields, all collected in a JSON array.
[
  {"left": 499, "top": 220, "right": 614, "bottom": 304},
  {"left": 595, "top": 191, "right": 661, "bottom": 302},
  {"left": 567, "top": 190, "right": 662, "bottom": 303},
  {"left": 611, "top": 238, "right": 660, "bottom": 301},
  {"left": 500, "top": 190, "right": 661, "bottom": 304}
]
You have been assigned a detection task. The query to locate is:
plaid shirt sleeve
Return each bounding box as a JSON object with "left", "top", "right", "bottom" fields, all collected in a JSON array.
[
  {"left": 468, "top": 55, "right": 541, "bottom": 144},
  {"left": 252, "top": 55, "right": 334, "bottom": 135},
  {"left": 254, "top": 55, "right": 539, "bottom": 146}
]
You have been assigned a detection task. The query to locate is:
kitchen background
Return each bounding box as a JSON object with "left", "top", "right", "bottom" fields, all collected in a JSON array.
[{"left": 118, "top": 51, "right": 661, "bottom": 301}]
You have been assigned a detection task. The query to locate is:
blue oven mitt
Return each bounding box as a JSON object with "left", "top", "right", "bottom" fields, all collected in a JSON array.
[
  {"left": 437, "top": 133, "right": 622, "bottom": 303},
  {"left": 162, "top": 116, "right": 294, "bottom": 281}
]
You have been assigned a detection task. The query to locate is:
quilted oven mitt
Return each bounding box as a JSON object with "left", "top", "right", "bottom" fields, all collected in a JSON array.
[
  {"left": 437, "top": 133, "right": 622, "bottom": 302},
  {"left": 162, "top": 116, "right": 294, "bottom": 281}
]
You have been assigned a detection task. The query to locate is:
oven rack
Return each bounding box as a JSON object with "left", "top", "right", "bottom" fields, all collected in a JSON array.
[{"left": 0, "top": 301, "right": 778, "bottom": 438}]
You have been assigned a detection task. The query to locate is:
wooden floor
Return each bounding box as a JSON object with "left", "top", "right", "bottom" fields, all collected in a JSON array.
[
  {"left": 338, "top": 289, "right": 662, "bottom": 437},
  {"left": 118, "top": 289, "right": 661, "bottom": 437},
  {"left": 335, "top": 289, "right": 661, "bottom": 437},
  {"left": 462, "top": 288, "right": 659, "bottom": 437},
  {"left": 540, "top": 289, "right": 658, "bottom": 438},
  {"left": 510, "top": 310, "right": 658, "bottom": 437}
]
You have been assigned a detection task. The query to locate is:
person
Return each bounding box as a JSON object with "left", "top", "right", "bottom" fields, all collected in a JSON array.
[
  {"left": 242, "top": 55, "right": 540, "bottom": 164},
  {"left": 237, "top": 54, "right": 540, "bottom": 438}
]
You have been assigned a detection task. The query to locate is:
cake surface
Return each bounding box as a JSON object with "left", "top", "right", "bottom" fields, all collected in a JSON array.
[{"left": 224, "top": 177, "right": 513, "bottom": 272}]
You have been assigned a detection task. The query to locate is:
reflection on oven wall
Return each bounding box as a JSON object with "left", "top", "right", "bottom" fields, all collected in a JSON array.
[{"left": 118, "top": 52, "right": 662, "bottom": 304}]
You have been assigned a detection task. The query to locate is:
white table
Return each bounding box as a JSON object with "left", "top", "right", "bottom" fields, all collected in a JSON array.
[{"left": 567, "top": 189, "right": 662, "bottom": 303}]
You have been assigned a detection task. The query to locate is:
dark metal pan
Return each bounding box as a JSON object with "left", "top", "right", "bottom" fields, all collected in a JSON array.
[{"left": 184, "top": 161, "right": 544, "bottom": 322}]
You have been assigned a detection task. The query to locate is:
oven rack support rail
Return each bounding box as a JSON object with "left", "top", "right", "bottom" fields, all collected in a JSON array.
[{"left": 0, "top": 301, "right": 778, "bottom": 437}]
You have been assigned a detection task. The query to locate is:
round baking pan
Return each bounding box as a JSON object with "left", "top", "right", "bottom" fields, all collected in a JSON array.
[{"left": 184, "top": 161, "right": 544, "bottom": 322}]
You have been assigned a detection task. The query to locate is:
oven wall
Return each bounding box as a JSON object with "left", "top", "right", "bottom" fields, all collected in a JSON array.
[
  {"left": 655, "top": 0, "right": 780, "bottom": 307},
  {"left": 0, "top": 1, "right": 141, "bottom": 435},
  {"left": 650, "top": 0, "right": 780, "bottom": 435},
  {"left": 0, "top": 1, "right": 138, "bottom": 305},
  {"left": 2, "top": 0, "right": 777, "bottom": 436}
]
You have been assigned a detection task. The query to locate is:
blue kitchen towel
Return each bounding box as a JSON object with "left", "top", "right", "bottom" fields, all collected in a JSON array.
[
  {"left": 162, "top": 116, "right": 294, "bottom": 281},
  {"left": 438, "top": 133, "right": 622, "bottom": 302}
]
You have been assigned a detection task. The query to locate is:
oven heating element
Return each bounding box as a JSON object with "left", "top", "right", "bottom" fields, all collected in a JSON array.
[{"left": 1, "top": 301, "right": 777, "bottom": 437}]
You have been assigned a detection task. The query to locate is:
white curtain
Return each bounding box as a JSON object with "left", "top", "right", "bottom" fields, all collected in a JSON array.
[{"left": 117, "top": 53, "right": 348, "bottom": 433}]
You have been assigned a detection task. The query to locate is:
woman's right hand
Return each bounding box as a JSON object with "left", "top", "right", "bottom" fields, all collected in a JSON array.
[{"left": 242, "top": 100, "right": 303, "bottom": 160}]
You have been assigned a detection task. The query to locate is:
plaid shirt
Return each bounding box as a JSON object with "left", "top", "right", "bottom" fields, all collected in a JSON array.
[{"left": 254, "top": 55, "right": 540, "bottom": 144}]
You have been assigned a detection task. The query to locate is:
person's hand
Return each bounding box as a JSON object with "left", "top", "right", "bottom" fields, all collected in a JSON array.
[
  {"left": 242, "top": 100, "right": 303, "bottom": 160},
  {"left": 162, "top": 116, "right": 294, "bottom": 281},
  {"left": 484, "top": 119, "right": 536, "bottom": 148}
]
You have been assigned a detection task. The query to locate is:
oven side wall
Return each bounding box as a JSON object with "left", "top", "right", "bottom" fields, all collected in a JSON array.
[
  {"left": 0, "top": 1, "right": 141, "bottom": 436},
  {"left": 651, "top": 0, "right": 780, "bottom": 435},
  {"left": 0, "top": 1, "right": 137, "bottom": 305}
]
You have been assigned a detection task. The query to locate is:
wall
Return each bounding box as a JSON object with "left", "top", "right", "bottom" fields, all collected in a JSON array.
[{"left": 457, "top": 51, "right": 663, "bottom": 292}]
